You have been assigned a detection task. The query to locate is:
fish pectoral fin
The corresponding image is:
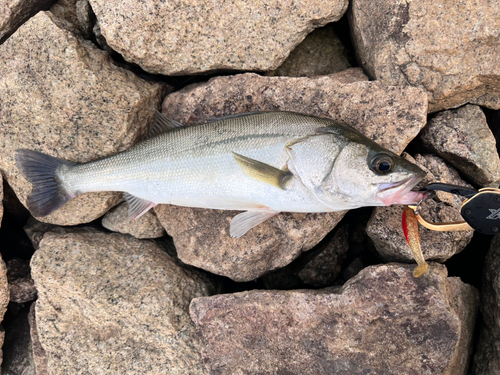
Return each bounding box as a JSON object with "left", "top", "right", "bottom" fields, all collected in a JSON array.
[
  {"left": 148, "top": 110, "right": 183, "bottom": 138},
  {"left": 230, "top": 209, "right": 279, "bottom": 238},
  {"left": 123, "top": 193, "right": 157, "bottom": 220},
  {"left": 232, "top": 152, "right": 292, "bottom": 190}
]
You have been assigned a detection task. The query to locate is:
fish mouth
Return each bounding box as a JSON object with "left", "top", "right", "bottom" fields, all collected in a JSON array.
[{"left": 377, "top": 174, "right": 432, "bottom": 206}]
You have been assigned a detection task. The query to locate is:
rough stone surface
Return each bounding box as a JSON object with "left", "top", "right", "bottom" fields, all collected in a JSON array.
[
  {"left": 102, "top": 202, "right": 165, "bottom": 239},
  {"left": 349, "top": 0, "right": 500, "bottom": 112},
  {"left": 0, "top": 176, "right": 3, "bottom": 228},
  {"left": 157, "top": 71, "right": 427, "bottom": 281},
  {"left": 0, "top": 0, "right": 56, "bottom": 44},
  {"left": 266, "top": 24, "right": 351, "bottom": 77},
  {"left": 367, "top": 154, "right": 474, "bottom": 262},
  {"left": 30, "top": 228, "right": 213, "bottom": 374},
  {"left": 0, "top": 255, "right": 9, "bottom": 367},
  {"left": 23, "top": 217, "right": 59, "bottom": 250},
  {"left": 1, "top": 307, "right": 36, "bottom": 375},
  {"left": 191, "top": 263, "right": 478, "bottom": 375},
  {"left": 0, "top": 11, "right": 166, "bottom": 225},
  {"left": 88, "top": 0, "right": 348, "bottom": 75},
  {"left": 473, "top": 235, "right": 500, "bottom": 374},
  {"left": 7, "top": 258, "right": 36, "bottom": 304},
  {"left": 421, "top": 104, "right": 500, "bottom": 186},
  {"left": 28, "top": 303, "right": 48, "bottom": 375}
]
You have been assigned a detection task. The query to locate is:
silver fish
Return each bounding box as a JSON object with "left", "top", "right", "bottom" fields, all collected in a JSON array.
[{"left": 16, "top": 111, "right": 428, "bottom": 237}]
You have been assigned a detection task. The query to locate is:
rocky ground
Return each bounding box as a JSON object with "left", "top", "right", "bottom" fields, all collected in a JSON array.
[{"left": 0, "top": 0, "right": 499, "bottom": 374}]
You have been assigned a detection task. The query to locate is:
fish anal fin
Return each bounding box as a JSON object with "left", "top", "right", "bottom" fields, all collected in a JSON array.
[
  {"left": 232, "top": 152, "right": 292, "bottom": 190},
  {"left": 148, "top": 110, "right": 183, "bottom": 138},
  {"left": 123, "top": 193, "right": 157, "bottom": 220},
  {"left": 230, "top": 209, "right": 279, "bottom": 238}
]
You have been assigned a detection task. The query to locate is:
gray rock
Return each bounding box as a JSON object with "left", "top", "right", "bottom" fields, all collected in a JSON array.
[
  {"left": 349, "top": 0, "right": 500, "bottom": 112},
  {"left": 7, "top": 258, "right": 36, "bottom": 304},
  {"left": 0, "top": 11, "right": 166, "bottom": 226},
  {"left": 88, "top": 0, "right": 348, "bottom": 75},
  {"left": 0, "top": 0, "right": 56, "bottom": 44},
  {"left": 156, "top": 70, "right": 428, "bottom": 281},
  {"left": 421, "top": 105, "right": 500, "bottom": 186},
  {"left": 367, "top": 154, "right": 474, "bottom": 262},
  {"left": 1, "top": 307, "right": 36, "bottom": 375},
  {"left": 473, "top": 235, "right": 500, "bottom": 374},
  {"left": 30, "top": 228, "right": 213, "bottom": 374},
  {"left": 102, "top": 202, "right": 165, "bottom": 239},
  {"left": 266, "top": 24, "right": 351, "bottom": 77},
  {"left": 190, "top": 263, "right": 478, "bottom": 375}
]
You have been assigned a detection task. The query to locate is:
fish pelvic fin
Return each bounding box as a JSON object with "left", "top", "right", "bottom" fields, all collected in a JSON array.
[
  {"left": 232, "top": 152, "right": 292, "bottom": 190},
  {"left": 123, "top": 193, "right": 157, "bottom": 219},
  {"left": 230, "top": 209, "right": 279, "bottom": 238},
  {"left": 15, "top": 149, "right": 76, "bottom": 217}
]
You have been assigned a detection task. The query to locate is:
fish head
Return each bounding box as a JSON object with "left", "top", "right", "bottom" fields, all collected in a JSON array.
[
  {"left": 287, "top": 128, "right": 429, "bottom": 210},
  {"left": 319, "top": 140, "right": 429, "bottom": 209}
]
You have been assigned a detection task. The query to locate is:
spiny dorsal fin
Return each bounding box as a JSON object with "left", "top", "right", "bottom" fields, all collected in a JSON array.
[
  {"left": 232, "top": 152, "right": 292, "bottom": 190},
  {"left": 148, "top": 110, "right": 183, "bottom": 138},
  {"left": 123, "top": 193, "right": 157, "bottom": 219}
]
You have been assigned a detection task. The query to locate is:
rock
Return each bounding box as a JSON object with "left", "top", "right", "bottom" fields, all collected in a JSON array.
[
  {"left": 266, "top": 24, "right": 351, "bottom": 77},
  {"left": 421, "top": 105, "right": 500, "bottom": 186},
  {"left": 0, "top": 255, "right": 9, "bottom": 367},
  {"left": 30, "top": 228, "right": 213, "bottom": 374},
  {"left": 88, "top": 0, "right": 348, "bottom": 75},
  {"left": 7, "top": 258, "right": 37, "bottom": 304},
  {"left": 349, "top": 0, "right": 500, "bottom": 112},
  {"left": 366, "top": 154, "right": 474, "bottom": 262},
  {"left": 473, "top": 235, "right": 500, "bottom": 374},
  {"left": 102, "top": 202, "right": 165, "bottom": 239},
  {"left": 23, "top": 217, "right": 60, "bottom": 250},
  {"left": 28, "top": 304, "right": 48, "bottom": 375},
  {"left": 0, "top": 176, "right": 3, "bottom": 228},
  {"left": 1, "top": 306, "right": 36, "bottom": 375},
  {"left": 157, "top": 71, "right": 428, "bottom": 281},
  {"left": 190, "top": 263, "right": 478, "bottom": 375},
  {"left": 0, "top": 0, "right": 56, "bottom": 44},
  {"left": 0, "top": 11, "right": 166, "bottom": 226}
]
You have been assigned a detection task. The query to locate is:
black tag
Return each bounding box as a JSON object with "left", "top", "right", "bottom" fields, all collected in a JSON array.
[{"left": 461, "top": 192, "right": 500, "bottom": 235}]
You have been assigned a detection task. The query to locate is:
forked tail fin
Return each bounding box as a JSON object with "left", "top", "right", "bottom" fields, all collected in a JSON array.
[{"left": 15, "top": 149, "right": 76, "bottom": 217}]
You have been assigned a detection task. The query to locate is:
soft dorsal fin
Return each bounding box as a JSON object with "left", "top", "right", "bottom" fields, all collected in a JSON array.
[
  {"left": 230, "top": 209, "right": 279, "bottom": 238},
  {"left": 123, "top": 193, "right": 157, "bottom": 219},
  {"left": 148, "top": 110, "right": 183, "bottom": 138},
  {"left": 232, "top": 152, "right": 292, "bottom": 190}
]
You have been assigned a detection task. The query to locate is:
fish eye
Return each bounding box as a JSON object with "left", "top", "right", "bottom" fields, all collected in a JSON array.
[{"left": 370, "top": 153, "right": 395, "bottom": 174}]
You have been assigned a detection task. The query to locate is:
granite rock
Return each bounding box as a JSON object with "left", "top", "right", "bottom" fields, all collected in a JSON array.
[
  {"left": 0, "top": 177, "right": 3, "bottom": 228},
  {"left": 349, "top": 0, "right": 500, "bottom": 112},
  {"left": 0, "top": 254, "right": 9, "bottom": 367},
  {"left": 421, "top": 104, "right": 500, "bottom": 186},
  {"left": 1, "top": 306, "right": 36, "bottom": 375},
  {"left": 0, "top": 11, "right": 166, "bottom": 225},
  {"left": 0, "top": 0, "right": 56, "bottom": 44},
  {"left": 7, "top": 258, "right": 36, "bottom": 304},
  {"left": 88, "top": 0, "right": 348, "bottom": 75},
  {"left": 102, "top": 202, "right": 165, "bottom": 239},
  {"left": 367, "top": 154, "right": 474, "bottom": 262},
  {"left": 190, "top": 263, "right": 478, "bottom": 375},
  {"left": 28, "top": 304, "right": 48, "bottom": 375},
  {"left": 30, "top": 228, "right": 213, "bottom": 374},
  {"left": 157, "top": 71, "right": 427, "bottom": 281},
  {"left": 473, "top": 235, "right": 500, "bottom": 374},
  {"left": 266, "top": 24, "right": 351, "bottom": 77}
]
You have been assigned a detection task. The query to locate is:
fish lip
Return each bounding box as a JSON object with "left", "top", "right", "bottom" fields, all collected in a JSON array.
[
  {"left": 377, "top": 174, "right": 426, "bottom": 205},
  {"left": 378, "top": 174, "right": 422, "bottom": 193}
]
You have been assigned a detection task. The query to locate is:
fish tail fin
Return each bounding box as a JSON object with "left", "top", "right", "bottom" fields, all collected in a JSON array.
[{"left": 15, "top": 149, "right": 76, "bottom": 217}]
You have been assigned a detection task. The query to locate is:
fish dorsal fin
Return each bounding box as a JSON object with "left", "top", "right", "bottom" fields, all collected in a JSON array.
[
  {"left": 148, "top": 110, "right": 183, "bottom": 138},
  {"left": 123, "top": 193, "right": 157, "bottom": 219},
  {"left": 230, "top": 209, "right": 279, "bottom": 238},
  {"left": 232, "top": 152, "right": 292, "bottom": 190}
]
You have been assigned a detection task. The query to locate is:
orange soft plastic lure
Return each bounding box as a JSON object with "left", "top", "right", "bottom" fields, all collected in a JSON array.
[{"left": 402, "top": 205, "right": 429, "bottom": 278}]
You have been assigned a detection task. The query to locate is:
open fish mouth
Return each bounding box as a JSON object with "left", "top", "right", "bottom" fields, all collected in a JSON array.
[{"left": 377, "top": 175, "right": 431, "bottom": 206}]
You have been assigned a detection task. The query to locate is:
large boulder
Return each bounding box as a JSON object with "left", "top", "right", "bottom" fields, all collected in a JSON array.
[
  {"left": 0, "top": 11, "right": 166, "bottom": 225},
  {"left": 349, "top": 0, "right": 500, "bottom": 112},
  {"left": 88, "top": 0, "right": 348, "bottom": 75},
  {"left": 30, "top": 228, "right": 214, "bottom": 374},
  {"left": 191, "top": 263, "right": 478, "bottom": 375},
  {"left": 156, "top": 70, "right": 428, "bottom": 281}
]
